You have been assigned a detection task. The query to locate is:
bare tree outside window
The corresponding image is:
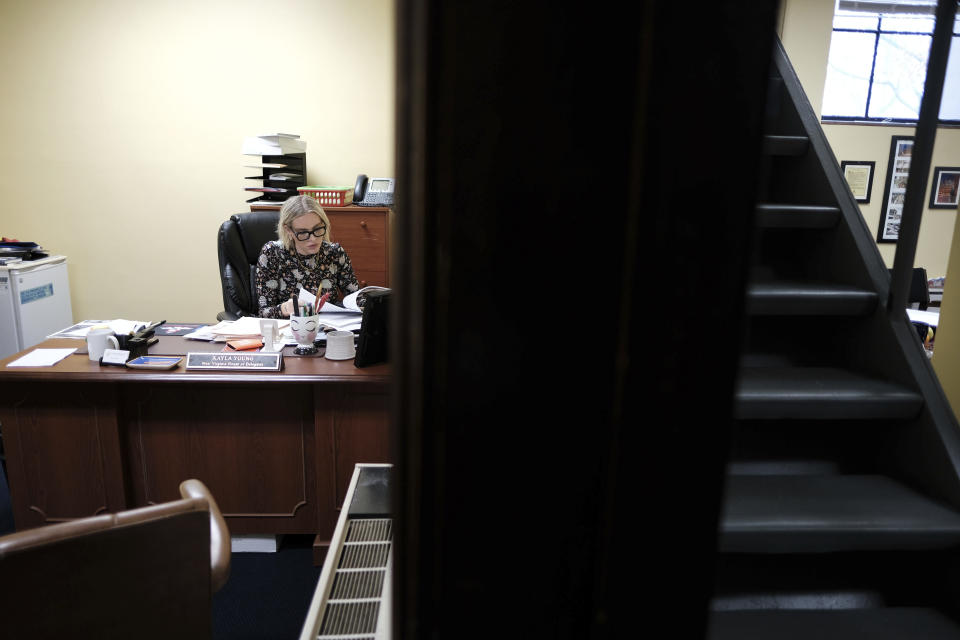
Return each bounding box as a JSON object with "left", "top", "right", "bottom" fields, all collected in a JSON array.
[{"left": 822, "top": 5, "right": 960, "bottom": 123}]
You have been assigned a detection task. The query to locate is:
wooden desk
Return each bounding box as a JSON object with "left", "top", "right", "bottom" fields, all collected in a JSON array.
[{"left": 0, "top": 336, "right": 390, "bottom": 559}]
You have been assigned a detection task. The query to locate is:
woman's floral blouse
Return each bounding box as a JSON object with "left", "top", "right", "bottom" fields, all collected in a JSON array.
[{"left": 255, "top": 240, "right": 360, "bottom": 318}]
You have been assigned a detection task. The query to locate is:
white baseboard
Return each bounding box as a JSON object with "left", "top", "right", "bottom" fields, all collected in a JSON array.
[{"left": 231, "top": 534, "right": 279, "bottom": 553}]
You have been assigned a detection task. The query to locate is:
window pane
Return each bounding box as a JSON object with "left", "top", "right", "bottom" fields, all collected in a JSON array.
[
  {"left": 834, "top": 12, "right": 879, "bottom": 30},
  {"left": 823, "top": 31, "right": 876, "bottom": 117},
  {"left": 940, "top": 36, "right": 960, "bottom": 120},
  {"left": 869, "top": 33, "right": 930, "bottom": 119},
  {"left": 881, "top": 15, "right": 934, "bottom": 34}
]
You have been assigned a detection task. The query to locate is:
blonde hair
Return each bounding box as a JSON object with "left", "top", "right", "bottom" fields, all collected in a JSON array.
[{"left": 277, "top": 195, "right": 331, "bottom": 251}]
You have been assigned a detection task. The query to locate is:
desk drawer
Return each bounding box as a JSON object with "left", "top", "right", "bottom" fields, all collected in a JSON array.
[{"left": 327, "top": 211, "right": 389, "bottom": 286}]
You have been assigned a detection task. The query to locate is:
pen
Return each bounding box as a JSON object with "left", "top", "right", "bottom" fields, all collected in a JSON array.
[{"left": 317, "top": 292, "right": 330, "bottom": 312}]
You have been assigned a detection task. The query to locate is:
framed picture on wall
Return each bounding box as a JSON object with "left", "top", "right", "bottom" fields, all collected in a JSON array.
[
  {"left": 876, "top": 135, "right": 914, "bottom": 244},
  {"left": 929, "top": 167, "right": 960, "bottom": 210},
  {"left": 841, "top": 160, "right": 876, "bottom": 203}
]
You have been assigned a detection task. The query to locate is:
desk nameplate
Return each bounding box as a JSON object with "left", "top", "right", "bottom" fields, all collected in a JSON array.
[{"left": 186, "top": 351, "right": 283, "bottom": 371}]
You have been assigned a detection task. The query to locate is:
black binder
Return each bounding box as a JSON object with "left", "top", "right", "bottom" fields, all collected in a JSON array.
[{"left": 354, "top": 289, "right": 390, "bottom": 368}]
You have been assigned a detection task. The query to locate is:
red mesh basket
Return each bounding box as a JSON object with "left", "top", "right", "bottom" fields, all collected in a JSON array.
[{"left": 297, "top": 186, "right": 354, "bottom": 207}]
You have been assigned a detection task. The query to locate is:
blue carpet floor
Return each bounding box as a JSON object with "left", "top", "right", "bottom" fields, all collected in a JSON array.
[{"left": 213, "top": 535, "right": 322, "bottom": 640}]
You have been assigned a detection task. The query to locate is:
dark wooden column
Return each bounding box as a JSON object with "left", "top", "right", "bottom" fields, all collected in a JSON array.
[{"left": 393, "top": 1, "right": 779, "bottom": 637}]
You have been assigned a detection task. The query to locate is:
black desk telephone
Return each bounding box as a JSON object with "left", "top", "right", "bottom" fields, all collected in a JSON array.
[{"left": 354, "top": 174, "right": 395, "bottom": 207}]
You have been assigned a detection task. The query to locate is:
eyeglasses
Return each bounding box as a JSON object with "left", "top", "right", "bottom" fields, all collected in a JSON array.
[{"left": 290, "top": 225, "right": 327, "bottom": 241}]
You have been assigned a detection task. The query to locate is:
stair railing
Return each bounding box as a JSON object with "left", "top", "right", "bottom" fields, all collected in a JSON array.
[{"left": 889, "top": 0, "right": 958, "bottom": 312}]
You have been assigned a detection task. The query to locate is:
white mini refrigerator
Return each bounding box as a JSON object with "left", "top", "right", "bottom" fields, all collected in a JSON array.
[{"left": 0, "top": 256, "right": 74, "bottom": 359}]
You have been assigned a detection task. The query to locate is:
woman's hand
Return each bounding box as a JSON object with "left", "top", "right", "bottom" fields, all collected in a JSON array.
[{"left": 280, "top": 298, "right": 295, "bottom": 317}]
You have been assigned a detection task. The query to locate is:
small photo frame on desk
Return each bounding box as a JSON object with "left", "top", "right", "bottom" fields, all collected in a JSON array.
[
  {"left": 841, "top": 160, "right": 875, "bottom": 203},
  {"left": 930, "top": 167, "right": 960, "bottom": 210}
]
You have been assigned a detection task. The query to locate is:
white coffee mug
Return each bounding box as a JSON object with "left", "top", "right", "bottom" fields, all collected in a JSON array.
[
  {"left": 325, "top": 330, "right": 356, "bottom": 360},
  {"left": 87, "top": 328, "right": 120, "bottom": 361}
]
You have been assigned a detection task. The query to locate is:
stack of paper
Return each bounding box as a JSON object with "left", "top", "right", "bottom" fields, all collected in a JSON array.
[
  {"left": 186, "top": 317, "right": 290, "bottom": 342},
  {"left": 294, "top": 286, "right": 391, "bottom": 332},
  {"left": 245, "top": 162, "right": 288, "bottom": 169},
  {"left": 183, "top": 325, "right": 219, "bottom": 341},
  {"left": 110, "top": 319, "right": 154, "bottom": 335},
  {"left": 242, "top": 133, "right": 306, "bottom": 156},
  {"left": 7, "top": 348, "right": 77, "bottom": 367},
  {"left": 907, "top": 308, "right": 939, "bottom": 327},
  {"left": 316, "top": 311, "right": 363, "bottom": 332}
]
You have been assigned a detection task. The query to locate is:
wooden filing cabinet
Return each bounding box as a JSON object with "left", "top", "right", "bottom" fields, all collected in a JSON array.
[{"left": 324, "top": 206, "right": 391, "bottom": 288}]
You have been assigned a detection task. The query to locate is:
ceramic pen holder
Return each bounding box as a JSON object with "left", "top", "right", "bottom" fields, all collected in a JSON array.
[{"left": 290, "top": 314, "right": 320, "bottom": 355}]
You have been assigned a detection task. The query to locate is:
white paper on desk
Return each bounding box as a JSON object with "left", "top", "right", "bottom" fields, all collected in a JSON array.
[
  {"left": 212, "top": 316, "right": 290, "bottom": 337},
  {"left": 47, "top": 320, "right": 109, "bottom": 339},
  {"left": 317, "top": 303, "right": 360, "bottom": 315},
  {"left": 907, "top": 308, "right": 940, "bottom": 327},
  {"left": 7, "top": 348, "right": 77, "bottom": 367},
  {"left": 343, "top": 286, "right": 389, "bottom": 311},
  {"left": 184, "top": 325, "right": 219, "bottom": 341},
  {"left": 276, "top": 327, "right": 296, "bottom": 345},
  {"left": 299, "top": 285, "right": 390, "bottom": 313},
  {"left": 278, "top": 326, "right": 314, "bottom": 344},
  {"left": 317, "top": 313, "right": 363, "bottom": 332},
  {"left": 110, "top": 319, "right": 151, "bottom": 335},
  {"left": 296, "top": 288, "right": 351, "bottom": 314}
]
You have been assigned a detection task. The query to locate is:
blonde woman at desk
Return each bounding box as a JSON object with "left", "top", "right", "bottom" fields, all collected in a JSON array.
[{"left": 255, "top": 195, "right": 360, "bottom": 318}]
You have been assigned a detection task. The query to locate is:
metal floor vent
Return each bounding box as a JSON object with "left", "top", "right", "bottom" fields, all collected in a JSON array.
[{"left": 317, "top": 518, "right": 392, "bottom": 639}]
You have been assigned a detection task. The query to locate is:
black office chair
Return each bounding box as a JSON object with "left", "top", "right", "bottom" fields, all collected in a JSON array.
[
  {"left": 888, "top": 267, "right": 930, "bottom": 311},
  {"left": 217, "top": 211, "right": 281, "bottom": 320}
]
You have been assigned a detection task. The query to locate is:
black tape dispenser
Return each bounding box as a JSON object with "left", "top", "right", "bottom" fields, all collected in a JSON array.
[{"left": 119, "top": 320, "right": 164, "bottom": 360}]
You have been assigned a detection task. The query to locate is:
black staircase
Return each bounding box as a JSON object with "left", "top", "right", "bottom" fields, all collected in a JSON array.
[{"left": 709, "top": 37, "right": 960, "bottom": 638}]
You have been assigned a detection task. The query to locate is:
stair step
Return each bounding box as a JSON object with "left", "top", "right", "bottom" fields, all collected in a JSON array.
[
  {"left": 728, "top": 460, "right": 840, "bottom": 476},
  {"left": 719, "top": 474, "right": 960, "bottom": 553},
  {"left": 709, "top": 608, "right": 960, "bottom": 640},
  {"left": 736, "top": 367, "right": 922, "bottom": 420},
  {"left": 747, "top": 280, "right": 878, "bottom": 315},
  {"left": 756, "top": 204, "right": 840, "bottom": 229},
  {"left": 764, "top": 134, "right": 809, "bottom": 156}
]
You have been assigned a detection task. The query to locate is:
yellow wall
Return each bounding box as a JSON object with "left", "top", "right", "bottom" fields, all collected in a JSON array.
[
  {"left": 779, "top": 0, "right": 834, "bottom": 116},
  {"left": 780, "top": 0, "right": 960, "bottom": 278},
  {"left": 0, "top": 0, "right": 395, "bottom": 323},
  {"left": 933, "top": 203, "right": 960, "bottom": 415},
  {"left": 823, "top": 124, "right": 960, "bottom": 275}
]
